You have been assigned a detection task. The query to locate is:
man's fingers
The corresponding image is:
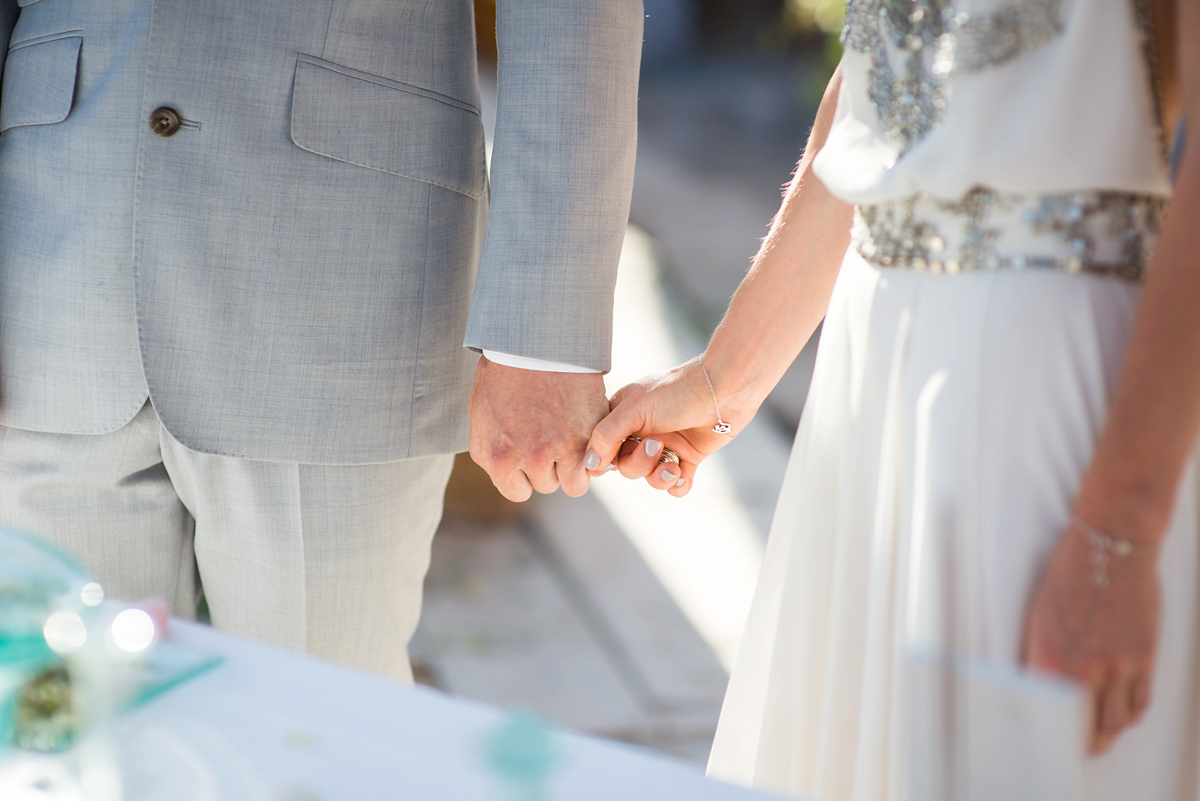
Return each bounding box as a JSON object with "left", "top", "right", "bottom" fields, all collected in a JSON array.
[
  {"left": 557, "top": 458, "right": 591, "bottom": 498},
  {"left": 495, "top": 470, "right": 534, "bottom": 503},
  {"left": 524, "top": 461, "right": 560, "bottom": 496}
]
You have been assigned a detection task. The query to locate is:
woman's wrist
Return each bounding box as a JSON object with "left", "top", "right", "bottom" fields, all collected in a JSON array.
[
  {"left": 697, "top": 347, "right": 770, "bottom": 430},
  {"left": 1073, "top": 467, "right": 1176, "bottom": 550}
]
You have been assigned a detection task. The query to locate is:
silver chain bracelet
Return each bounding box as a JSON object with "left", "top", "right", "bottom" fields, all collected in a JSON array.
[{"left": 698, "top": 356, "right": 734, "bottom": 438}]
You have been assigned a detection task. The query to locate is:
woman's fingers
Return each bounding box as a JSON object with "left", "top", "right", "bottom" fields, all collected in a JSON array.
[
  {"left": 586, "top": 387, "right": 647, "bottom": 474},
  {"left": 645, "top": 451, "right": 690, "bottom": 489},
  {"left": 614, "top": 433, "right": 703, "bottom": 494},
  {"left": 619, "top": 436, "right": 665, "bottom": 479},
  {"left": 1091, "top": 663, "right": 1152, "bottom": 753},
  {"left": 639, "top": 455, "right": 696, "bottom": 496},
  {"left": 1092, "top": 679, "right": 1125, "bottom": 753},
  {"left": 1129, "top": 671, "right": 1152, "bottom": 723},
  {"left": 667, "top": 460, "right": 697, "bottom": 497}
]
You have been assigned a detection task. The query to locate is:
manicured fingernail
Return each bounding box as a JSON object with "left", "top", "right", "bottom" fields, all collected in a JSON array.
[
  {"left": 675, "top": 477, "right": 686, "bottom": 487},
  {"left": 659, "top": 468, "right": 676, "bottom": 482},
  {"left": 644, "top": 438, "right": 662, "bottom": 458},
  {"left": 604, "top": 464, "right": 617, "bottom": 472},
  {"left": 584, "top": 450, "right": 600, "bottom": 470}
]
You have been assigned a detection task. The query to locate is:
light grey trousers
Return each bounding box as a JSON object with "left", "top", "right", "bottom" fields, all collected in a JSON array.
[{"left": 0, "top": 402, "right": 454, "bottom": 682}]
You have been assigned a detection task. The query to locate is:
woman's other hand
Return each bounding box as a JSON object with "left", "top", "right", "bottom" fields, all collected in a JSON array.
[
  {"left": 1017, "top": 0, "right": 1200, "bottom": 759},
  {"left": 583, "top": 359, "right": 751, "bottom": 497},
  {"left": 1022, "top": 517, "right": 1162, "bottom": 754}
]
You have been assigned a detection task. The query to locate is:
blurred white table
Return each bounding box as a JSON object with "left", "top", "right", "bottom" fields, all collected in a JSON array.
[{"left": 116, "top": 621, "right": 786, "bottom": 801}]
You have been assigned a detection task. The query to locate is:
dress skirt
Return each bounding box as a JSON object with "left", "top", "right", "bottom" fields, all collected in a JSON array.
[{"left": 707, "top": 247, "right": 1200, "bottom": 801}]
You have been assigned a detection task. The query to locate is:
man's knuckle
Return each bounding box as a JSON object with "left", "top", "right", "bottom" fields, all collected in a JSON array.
[{"left": 488, "top": 443, "right": 515, "bottom": 466}]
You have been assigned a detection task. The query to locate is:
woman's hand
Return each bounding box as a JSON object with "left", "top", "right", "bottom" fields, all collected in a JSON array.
[
  {"left": 1022, "top": 519, "right": 1162, "bottom": 754},
  {"left": 583, "top": 359, "right": 754, "bottom": 497}
]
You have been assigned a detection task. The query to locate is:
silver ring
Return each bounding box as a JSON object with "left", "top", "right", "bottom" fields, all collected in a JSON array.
[{"left": 658, "top": 447, "right": 680, "bottom": 466}]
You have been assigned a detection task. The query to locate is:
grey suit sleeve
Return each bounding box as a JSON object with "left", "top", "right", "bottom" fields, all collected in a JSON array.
[
  {"left": 463, "top": 0, "right": 644, "bottom": 373},
  {"left": 0, "top": 1, "right": 18, "bottom": 83}
]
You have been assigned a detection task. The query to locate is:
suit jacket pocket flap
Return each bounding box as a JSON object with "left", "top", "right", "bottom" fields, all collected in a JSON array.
[
  {"left": 290, "top": 54, "right": 485, "bottom": 199},
  {"left": 0, "top": 33, "right": 81, "bottom": 132}
]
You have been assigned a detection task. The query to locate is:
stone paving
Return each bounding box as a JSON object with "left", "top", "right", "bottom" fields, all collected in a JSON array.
[{"left": 412, "top": 493, "right": 729, "bottom": 764}]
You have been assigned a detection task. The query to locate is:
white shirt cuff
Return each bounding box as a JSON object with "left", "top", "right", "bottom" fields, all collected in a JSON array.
[{"left": 481, "top": 349, "right": 601, "bottom": 374}]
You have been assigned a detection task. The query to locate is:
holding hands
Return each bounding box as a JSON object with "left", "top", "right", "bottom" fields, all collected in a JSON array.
[
  {"left": 470, "top": 354, "right": 755, "bottom": 502},
  {"left": 583, "top": 357, "right": 751, "bottom": 498},
  {"left": 472, "top": 67, "right": 846, "bottom": 505}
]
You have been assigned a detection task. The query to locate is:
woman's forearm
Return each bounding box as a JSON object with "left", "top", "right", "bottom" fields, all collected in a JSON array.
[
  {"left": 1076, "top": 148, "right": 1200, "bottom": 544},
  {"left": 702, "top": 67, "right": 854, "bottom": 418},
  {"left": 1075, "top": 8, "right": 1200, "bottom": 545}
]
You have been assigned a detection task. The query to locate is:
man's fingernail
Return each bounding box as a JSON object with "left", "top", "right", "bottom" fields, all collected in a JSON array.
[
  {"left": 644, "top": 439, "right": 662, "bottom": 458},
  {"left": 659, "top": 468, "right": 676, "bottom": 482},
  {"left": 584, "top": 450, "right": 600, "bottom": 470},
  {"left": 675, "top": 477, "right": 686, "bottom": 487}
]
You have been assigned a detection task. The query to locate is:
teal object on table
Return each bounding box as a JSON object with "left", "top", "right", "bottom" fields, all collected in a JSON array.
[
  {"left": 0, "top": 526, "right": 222, "bottom": 754},
  {"left": 0, "top": 526, "right": 93, "bottom": 751},
  {"left": 482, "top": 710, "right": 561, "bottom": 801}
]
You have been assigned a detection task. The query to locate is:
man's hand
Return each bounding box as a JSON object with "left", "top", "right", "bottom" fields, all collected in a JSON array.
[{"left": 468, "top": 357, "right": 609, "bottom": 501}]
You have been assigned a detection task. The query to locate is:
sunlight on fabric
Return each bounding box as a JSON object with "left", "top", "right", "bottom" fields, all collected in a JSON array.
[{"left": 592, "top": 227, "right": 766, "bottom": 670}]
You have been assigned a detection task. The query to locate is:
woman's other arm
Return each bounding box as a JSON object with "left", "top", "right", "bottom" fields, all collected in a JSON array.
[{"left": 1023, "top": 1, "right": 1200, "bottom": 754}]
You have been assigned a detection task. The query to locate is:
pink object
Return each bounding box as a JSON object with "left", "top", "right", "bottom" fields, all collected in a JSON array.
[{"left": 135, "top": 597, "right": 172, "bottom": 639}]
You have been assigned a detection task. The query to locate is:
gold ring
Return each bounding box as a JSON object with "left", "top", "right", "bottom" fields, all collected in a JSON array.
[{"left": 658, "top": 447, "right": 681, "bottom": 466}]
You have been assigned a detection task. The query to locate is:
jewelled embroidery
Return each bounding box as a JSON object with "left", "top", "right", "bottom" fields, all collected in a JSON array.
[
  {"left": 842, "top": 0, "right": 1063, "bottom": 151},
  {"left": 854, "top": 188, "right": 1165, "bottom": 281},
  {"left": 1130, "top": 0, "right": 1169, "bottom": 162}
]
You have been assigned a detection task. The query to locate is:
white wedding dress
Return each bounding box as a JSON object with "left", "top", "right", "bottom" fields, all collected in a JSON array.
[{"left": 707, "top": 1, "right": 1200, "bottom": 799}]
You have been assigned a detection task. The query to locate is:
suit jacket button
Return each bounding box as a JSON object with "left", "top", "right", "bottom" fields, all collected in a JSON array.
[{"left": 149, "top": 107, "right": 182, "bottom": 137}]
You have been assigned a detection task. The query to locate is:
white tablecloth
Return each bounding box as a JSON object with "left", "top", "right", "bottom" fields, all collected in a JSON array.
[{"left": 113, "top": 621, "right": 785, "bottom": 800}]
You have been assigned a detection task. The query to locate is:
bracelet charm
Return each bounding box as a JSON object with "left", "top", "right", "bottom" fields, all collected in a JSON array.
[{"left": 1071, "top": 513, "right": 1139, "bottom": 588}]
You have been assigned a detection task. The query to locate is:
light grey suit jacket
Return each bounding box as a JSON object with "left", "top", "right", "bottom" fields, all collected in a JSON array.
[{"left": 0, "top": 0, "right": 641, "bottom": 464}]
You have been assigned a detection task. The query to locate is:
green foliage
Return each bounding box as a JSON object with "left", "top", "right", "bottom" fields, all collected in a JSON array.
[{"left": 786, "top": 0, "right": 846, "bottom": 36}]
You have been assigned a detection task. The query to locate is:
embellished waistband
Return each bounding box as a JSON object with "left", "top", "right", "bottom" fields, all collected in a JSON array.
[{"left": 852, "top": 188, "right": 1166, "bottom": 282}]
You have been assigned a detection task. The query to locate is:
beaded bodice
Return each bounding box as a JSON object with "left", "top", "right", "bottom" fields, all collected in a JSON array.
[
  {"left": 816, "top": 0, "right": 1171, "bottom": 279},
  {"left": 842, "top": 0, "right": 1066, "bottom": 153},
  {"left": 852, "top": 189, "right": 1164, "bottom": 281}
]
